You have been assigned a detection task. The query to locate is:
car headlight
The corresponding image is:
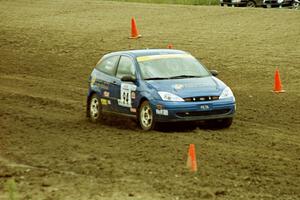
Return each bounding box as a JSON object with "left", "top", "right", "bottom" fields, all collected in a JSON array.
[
  {"left": 158, "top": 92, "right": 184, "bottom": 102},
  {"left": 219, "top": 87, "right": 234, "bottom": 99}
]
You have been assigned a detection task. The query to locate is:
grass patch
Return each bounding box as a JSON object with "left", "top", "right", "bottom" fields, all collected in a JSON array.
[
  {"left": 105, "top": 0, "right": 220, "bottom": 6},
  {"left": 6, "top": 179, "right": 18, "bottom": 200}
]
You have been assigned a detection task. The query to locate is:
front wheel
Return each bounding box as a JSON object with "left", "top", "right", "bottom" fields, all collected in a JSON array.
[
  {"left": 138, "top": 101, "right": 156, "bottom": 131},
  {"left": 218, "top": 118, "right": 233, "bottom": 128},
  {"left": 207, "top": 118, "right": 233, "bottom": 129}
]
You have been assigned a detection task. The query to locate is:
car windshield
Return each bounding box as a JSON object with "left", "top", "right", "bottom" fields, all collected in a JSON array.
[{"left": 137, "top": 54, "right": 211, "bottom": 80}]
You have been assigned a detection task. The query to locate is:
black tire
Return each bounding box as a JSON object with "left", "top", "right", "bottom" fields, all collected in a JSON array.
[
  {"left": 246, "top": 0, "right": 256, "bottom": 7},
  {"left": 221, "top": 3, "right": 224, "bottom": 6},
  {"left": 89, "top": 94, "right": 103, "bottom": 123},
  {"left": 218, "top": 118, "right": 233, "bottom": 128},
  {"left": 207, "top": 118, "right": 233, "bottom": 129},
  {"left": 138, "top": 100, "right": 156, "bottom": 131},
  {"left": 293, "top": 1, "right": 299, "bottom": 9}
]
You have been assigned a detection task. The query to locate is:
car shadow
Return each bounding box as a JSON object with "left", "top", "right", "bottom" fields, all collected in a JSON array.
[
  {"left": 95, "top": 116, "right": 220, "bottom": 133},
  {"left": 100, "top": 116, "right": 138, "bottom": 131},
  {"left": 91, "top": 115, "right": 226, "bottom": 132},
  {"left": 156, "top": 121, "right": 224, "bottom": 133}
]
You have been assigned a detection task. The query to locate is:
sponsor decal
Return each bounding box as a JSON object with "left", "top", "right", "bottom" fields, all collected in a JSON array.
[
  {"left": 131, "top": 91, "right": 136, "bottom": 99},
  {"left": 174, "top": 84, "right": 184, "bottom": 90},
  {"left": 98, "top": 82, "right": 109, "bottom": 90},
  {"left": 200, "top": 105, "right": 210, "bottom": 110},
  {"left": 101, "top": 98, "right": 108, "bottom": 106},
  {"left": 156, "top": 109, "right": 168, "bottom": 116},
  {"left": 103, "top": 91, "right": 110, "bottom": 97},
  {"left": 118, "top": 83, "right": 137, "bottom": 108},
  {"left": 130, "top": 108, "right": 137, "bottom": 113},
  {"left": 90, "top": 77, "right": 109, "bottom": 91}
]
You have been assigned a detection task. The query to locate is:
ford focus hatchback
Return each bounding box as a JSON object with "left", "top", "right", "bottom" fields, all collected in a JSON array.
[{"left": 87, "top": 49, "right": 236, "bottom": 130}]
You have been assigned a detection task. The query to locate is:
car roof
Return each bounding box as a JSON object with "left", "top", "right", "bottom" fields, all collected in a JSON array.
[{"left": 103, "top": 49, "right": 189, "bottom": 59}]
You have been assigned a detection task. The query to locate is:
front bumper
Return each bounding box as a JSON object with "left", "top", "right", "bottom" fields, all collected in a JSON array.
[{"left": 151, "top": 99, "right": 236, "bottom": 122}]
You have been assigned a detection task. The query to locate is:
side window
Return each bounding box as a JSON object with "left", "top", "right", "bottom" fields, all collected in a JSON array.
[
  {"left": 95, "top": 56, "right": 119, "bottom": 76},
  {"left": 116, "top": 56, "right": 135, "bottom": 79}
]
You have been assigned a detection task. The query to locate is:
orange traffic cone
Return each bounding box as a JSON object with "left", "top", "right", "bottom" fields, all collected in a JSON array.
[
  {"left": 187, "top": 144, "right": 197, "bottom": 172},
  {"left": 129, "top": 17, "right": 141, "bottom": 39},
  {"left": 273, "top": 68, "right": 285, "bottom": 93},
  {"left": 167, "top": 44, "right": 173, "bottom": 49}
]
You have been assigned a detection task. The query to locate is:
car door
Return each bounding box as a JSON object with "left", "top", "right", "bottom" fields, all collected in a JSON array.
[{"left": 111, "top": 55, "right": 137, "bottom": 115}]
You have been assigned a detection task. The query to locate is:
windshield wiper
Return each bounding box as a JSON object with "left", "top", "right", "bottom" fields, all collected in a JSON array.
[
  {"left": 168, "top": 75, "right": 202, "bottom": 79},
  {"left": 144, "top": 77, "right": 169, "bottom": 80}
]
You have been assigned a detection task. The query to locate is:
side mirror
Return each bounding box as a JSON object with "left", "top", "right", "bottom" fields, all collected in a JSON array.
[
  {"left": 210, "top": 70, "right": 218, "bottom": 76},
  {"left": 121, "top": 75, "right": 136, "bottom": 82}
]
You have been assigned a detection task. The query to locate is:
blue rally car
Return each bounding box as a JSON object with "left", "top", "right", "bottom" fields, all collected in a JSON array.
[{"left": 87, "top": 49, "right": 236, "bottom": 131}]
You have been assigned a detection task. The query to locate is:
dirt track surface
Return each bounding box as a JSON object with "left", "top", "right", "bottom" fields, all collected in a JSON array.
[{"left": 0, "top": 0, "right": 300, "bottom": 199}]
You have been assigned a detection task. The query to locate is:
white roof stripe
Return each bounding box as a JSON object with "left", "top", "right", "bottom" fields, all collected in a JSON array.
[{"left": 137, "top": 54, "right": 193, "bottom": 62}]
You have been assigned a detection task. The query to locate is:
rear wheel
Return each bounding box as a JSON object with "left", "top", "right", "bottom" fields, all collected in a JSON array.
[
  {"left": 246, "top": 1, "right": 256, "bottom": 7},
  {"left": 293, "top": 1, "right": 299, "bottom": 9},
  {"left": 138, "top": 101, "right": 156, "bottom": 131},
  {"left": 89, "top": 94, "right": 103, "bottom": 122}
]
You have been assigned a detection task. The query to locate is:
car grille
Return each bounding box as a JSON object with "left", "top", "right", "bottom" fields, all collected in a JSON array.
[
  {"left": 183, "top": 96, "right": 219, "bottom": 102},
  {"left": 176, "top": 109, "right": 231, "bottom": 117}
]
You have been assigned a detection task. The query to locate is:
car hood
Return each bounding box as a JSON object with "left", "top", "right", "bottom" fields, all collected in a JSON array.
[{"left": 145, "top": 76, "right": 226, "bottom": 98}]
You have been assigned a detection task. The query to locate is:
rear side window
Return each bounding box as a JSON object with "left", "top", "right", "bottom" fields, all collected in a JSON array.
[
  {"left": 116, "top": 56, "right": 135, "bottom": 79},
  {"left": 95, "top": 56, "right": 119, "bottom": 76}
]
